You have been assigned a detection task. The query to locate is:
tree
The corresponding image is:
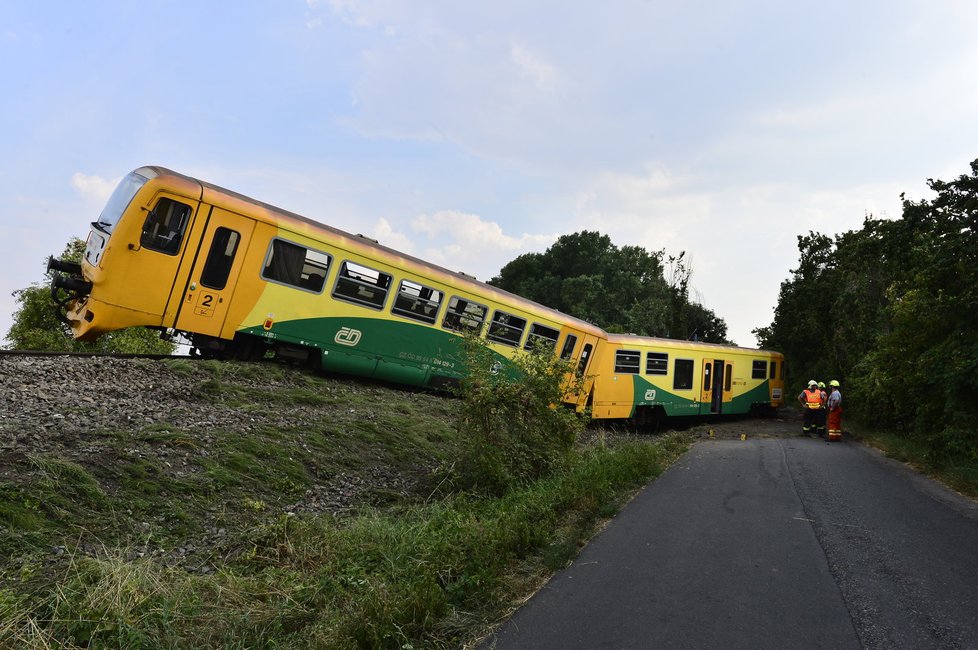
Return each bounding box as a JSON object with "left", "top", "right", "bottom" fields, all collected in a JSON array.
[
  {"left": 755, "top": 159, "right": 978, "bottom": 465},
  {"left": 5, "top": 238, "right": 175, "bottom": 354},
  {"left": 490, "top": 231, "right": 729, "bottom": 343}
]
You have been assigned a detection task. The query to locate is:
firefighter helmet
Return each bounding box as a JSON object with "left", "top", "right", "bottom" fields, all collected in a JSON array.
[{"left": 829, "top": 379, "right": 840, "bottom": 387}]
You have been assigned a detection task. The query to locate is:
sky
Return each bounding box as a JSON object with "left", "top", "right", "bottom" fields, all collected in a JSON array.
[{"left": 2, "top": 1, "right": 978, "bottom": 348}]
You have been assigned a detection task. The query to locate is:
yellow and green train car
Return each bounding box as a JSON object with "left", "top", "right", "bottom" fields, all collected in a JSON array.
[
  {"left": 50, "top": 166, "right": 604, "bottom": 402},
  {"left": 588, "top": 334, "right": 785, "bottom": 423},
  {"left": 49, "top": 165, "right": 784, "bottom": 423}
]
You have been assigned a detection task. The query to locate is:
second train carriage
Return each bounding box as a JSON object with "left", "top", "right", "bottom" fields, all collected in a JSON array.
[
  {"left": 588, "top": 334, "right": 784, "bottom": 423},
  {"left": 49, "top": 165, "right": 784, "bottom": 423}
]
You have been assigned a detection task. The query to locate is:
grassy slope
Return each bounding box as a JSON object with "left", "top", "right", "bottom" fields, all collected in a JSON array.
[{"left": 0, "top": 360, "right": 691, "bottom": 649}]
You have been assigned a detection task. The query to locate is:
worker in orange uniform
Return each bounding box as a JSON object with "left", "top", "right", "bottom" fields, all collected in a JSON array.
[
  {"left": 797, "top": 380, "right": 822, "bottom": 436},
  {"left": 815, "top": 381, "right": 828, "bottom": 437},
  {"left": 827, "top": 380, "right": 843, "bottom": 441}
]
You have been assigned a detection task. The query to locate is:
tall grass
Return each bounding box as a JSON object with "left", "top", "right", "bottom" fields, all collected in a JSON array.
[{"left": 1, "top": 434, "right": 688, "bottom": 649}]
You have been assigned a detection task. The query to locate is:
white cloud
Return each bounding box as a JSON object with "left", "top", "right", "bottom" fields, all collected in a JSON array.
[
  {"left": 70, "top": 173, "right": 117, "bottom": 204},
  {"left": 412, "top": 210, "right": 552, "bottom": 251},
  {"left": 322, "top": 0, "right": 383, "bottom": 28},
  {"left": 369, "top": 217, "right": 416, "bottom": 254},
  {"left": 408, "top": 210, "right": 556, "bottom": 280},
  {"left": 510, "top": 43, "right": 556, "bottom": 91}
]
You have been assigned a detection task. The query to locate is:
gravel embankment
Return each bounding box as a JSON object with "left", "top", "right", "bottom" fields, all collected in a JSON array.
[{"left": 0, "top": 355, "right": 427, "bottom": 517}]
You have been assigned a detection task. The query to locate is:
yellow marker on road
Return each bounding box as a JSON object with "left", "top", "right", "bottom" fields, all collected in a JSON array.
[{"left": 740, "top": 433, "right": 747, "bottom": 441}]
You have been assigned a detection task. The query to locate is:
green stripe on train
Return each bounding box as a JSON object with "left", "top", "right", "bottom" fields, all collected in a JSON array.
[
  {"left": 240, "top": 316, "right": 512, "bottom": 387},
  {"left": 629, "top": 376, "right": 775, "bottom": 417}
]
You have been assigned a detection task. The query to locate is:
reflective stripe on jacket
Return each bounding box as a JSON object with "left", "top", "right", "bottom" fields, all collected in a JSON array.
[{"left": 804, "top": 389, "right": 822, "bottom": 409}]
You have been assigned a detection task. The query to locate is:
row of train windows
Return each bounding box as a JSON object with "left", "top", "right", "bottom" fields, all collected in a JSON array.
[
  {"left": 614, "top": 351, "right": 695, "bottom": 390},
  {"left": 615, "top": 351, "right": 781, "bottom": 387},
  {"left": 147, "top": 209, "right": 579, "bottom": 357},
  {"left": 753, "top": 359, "right": 781, "bottom": 380},
  {"left": 260, "top": 237, "right": 575, "bottom": 354}
]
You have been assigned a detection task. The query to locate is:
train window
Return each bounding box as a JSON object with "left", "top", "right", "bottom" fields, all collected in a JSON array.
[
  {"left": 615, "top": 350, "right": 641, "bottom": 374},
  {"left": 645, "top": 352, "right": 668, "bottom": 375},
  {"left": 392, "top": 279, "right": 443, "bottom": 324},
  {"left": 673, "top": 359, "right": 694, "bottom": 390},
  {"left": 752, "top": 360, "right": 767, "bottom": 379},
  {"left": 140, "top": 198, "right": 192, "bottom": 255},
  {"left": 578, "top": 343, "right": 593, "bottom": 375},
  {"left": 332, "top": 260, "right": 392, "bottom": 309},
  {"left": 98, "top": 170, "right": 149, "bottom": 232},
  {"left": 200, "top": 228, "right": 240, "bottom": 290},
  {"left": 487, "top": 311, "right": 527, "bottom": 347},
  {"left": 442, "top": 296, "right": 487, "bottom": 333},
  {"left": 525, "top": 323, "right": 560, "bottom": 351},
  {"left": 261, "top": 238, "right": 331, "bottom": 293},
  {"left": 769, "top": 361, "right": 777, "bottom": 379},
  {"left": 725, "top": 364, "right": 733, "bottom": 392},
  {"left": 559, "top": 334, "right": 578, "bottom": 360}
]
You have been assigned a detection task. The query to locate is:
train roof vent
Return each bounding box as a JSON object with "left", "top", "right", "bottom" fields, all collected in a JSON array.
[
  {"left": 356, "top": 233, "right": 379, "bottom": 244},
  {"left": 457, "top": 271, "right": 477, "bottom": 280}
]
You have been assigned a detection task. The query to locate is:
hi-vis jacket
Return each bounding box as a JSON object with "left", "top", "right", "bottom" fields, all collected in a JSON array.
[{"left": 804, "top": 388, "right": 823, "bottom": 409}]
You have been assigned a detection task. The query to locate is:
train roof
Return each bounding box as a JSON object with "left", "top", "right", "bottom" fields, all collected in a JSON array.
[{"left": 139, "top": 166, "right": 604, "bottom": 335}]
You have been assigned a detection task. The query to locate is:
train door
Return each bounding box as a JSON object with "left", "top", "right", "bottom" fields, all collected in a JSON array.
[
  {"left": 701, "top": 358, "right": 725, "bottom": 414},
  {"left": 116, "top": 193, "right": 202, "bottom": 324},
  {"left": 562, "top": 331, "right": 599, "bottom": 410},
  {"left": 722, "top": 361, "right": 734, "bottom": 409},
  {"left": 173, "top": 207, "right": 256, "bottom": 338}
]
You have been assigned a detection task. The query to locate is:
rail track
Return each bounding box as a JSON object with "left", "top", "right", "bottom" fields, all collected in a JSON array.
[{"left": 0, "top": 349, "right": 193, "bottom": 361}]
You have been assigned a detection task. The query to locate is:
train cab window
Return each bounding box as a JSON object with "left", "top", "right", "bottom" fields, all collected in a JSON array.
[
  {"left": 578, "top": 343, "right": 593, "bottom": 375},
  {"left": 442, "top": 296, "right": 487, "bottom": 333},
  {"left": 525, "top": 323, "right": 560, "bottom": 351},
  {"left": 752, "top": 360, "right": 767, "bottom": 379},
  {"left": 332, "top": 261, "right": 392, "bottom": 309},
  {"left": 392, "top": 279, "right": 443, "bottom": 324},
  {"left": 97, "top": 170, "right": 150, "bottom": 232},
  {"left": 140, "top": 198, "right": 192, "bottom": 255},
  {"left": 770, "top": 361, "right": 778, "bottom": 379},
  {"left": 262, "top": 239, "right": 331, "bottom": 293},
  {"left": 200, "top": 228, "right": 240, "bottom": 290},
  {"left": 673, "top": 359, "right": 694, "bottom": 390},
  {"left": 615, "top": 350, "right": 641, "bottom": 374},
  {"left": 559, "top": 334, "right": 578, "bottom": 360},
  {"left": 646, "top": 352, "right": 668, "bottom": 375},
  {"left": 487, "top": 311, "right": 527, "bottom": 347}
]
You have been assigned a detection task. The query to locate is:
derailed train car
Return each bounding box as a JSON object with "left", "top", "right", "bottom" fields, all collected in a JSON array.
[
  {"left": 589, "top": 334, "right": 784, "bottom": 424},
  {"left": 49, "top": 166, "right": 784, "bottom": 422}
]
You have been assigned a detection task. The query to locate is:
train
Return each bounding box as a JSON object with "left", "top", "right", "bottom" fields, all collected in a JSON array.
[{"left": 48, "top": 166, "right": 785, "bottom": 423}]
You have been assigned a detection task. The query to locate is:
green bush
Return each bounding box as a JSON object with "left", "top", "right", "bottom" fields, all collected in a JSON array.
[{"left": 451, "top": 335, "right": 588, "bottom": 495}]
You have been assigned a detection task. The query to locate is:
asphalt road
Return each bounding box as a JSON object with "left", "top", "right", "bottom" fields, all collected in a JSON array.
[{"left": 483, "top": 437, "right": 978, "bottom": 649}]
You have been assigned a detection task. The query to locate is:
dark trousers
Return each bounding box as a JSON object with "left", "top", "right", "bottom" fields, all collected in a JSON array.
[{"left": 803, "top": 407, "right": 818, "bottom": 433}]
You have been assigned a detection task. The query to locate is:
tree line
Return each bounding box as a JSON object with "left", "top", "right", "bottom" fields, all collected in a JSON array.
[
  {"left": 754, "top": 159, "right": 978, "bottom": 465},
  {"left": 489, "top": 231, "right": 729, "bottom": 343}
]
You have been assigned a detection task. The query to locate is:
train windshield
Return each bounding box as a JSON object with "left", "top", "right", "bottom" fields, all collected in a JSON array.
[{"left": 96, "top": 170, "right": 150, "bottom": 232}]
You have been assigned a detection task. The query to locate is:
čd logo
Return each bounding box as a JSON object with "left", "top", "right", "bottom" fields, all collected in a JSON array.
[{"left": 335, "top": 327, "right": 362, "bottom": 347}]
